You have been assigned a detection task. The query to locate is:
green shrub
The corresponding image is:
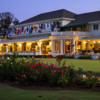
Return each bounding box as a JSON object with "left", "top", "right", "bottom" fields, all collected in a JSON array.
[
  {"left": 55, "top": 55, "right": 66, "bottom": 58},
  {"left": 67, "top": 55, "right": 75, "bottom": 59},
  {"left": 79, "top": 55, "right": 91, "bottom": 59},
  {"left": 0, "top": 55, "right": 99, "bottom": 88},
  {"left": 34, "top": 55, "right": 47, "bottom": 58},
  {"left": 84, "top": 71, "right": 99, "bottom": 88}
]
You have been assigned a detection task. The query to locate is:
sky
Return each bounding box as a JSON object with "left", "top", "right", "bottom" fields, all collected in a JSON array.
[{"left": 0, "top": 0, "right": 100, "bottom": 22}]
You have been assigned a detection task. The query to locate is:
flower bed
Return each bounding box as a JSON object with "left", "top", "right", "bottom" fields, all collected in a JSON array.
[{"left": 0, "top": 55, "right": 100, "bottom": 88}]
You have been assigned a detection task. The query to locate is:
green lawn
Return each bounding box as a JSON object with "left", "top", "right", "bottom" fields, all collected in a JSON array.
[
  {"left": 0, "top": 83, "right": 100, "bottom": 100},
  {"left": 36, "top": 58, "right": 100, "bottom": 73}
]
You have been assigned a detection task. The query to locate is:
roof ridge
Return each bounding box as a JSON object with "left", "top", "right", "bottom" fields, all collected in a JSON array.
[{"left": 77, "top": 10, "right": 100, "bottom": 16}]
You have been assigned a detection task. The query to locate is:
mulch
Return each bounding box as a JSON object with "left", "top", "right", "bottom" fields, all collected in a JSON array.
[{"left": 0, "top": 80, "right": 100, "bottom": 92}]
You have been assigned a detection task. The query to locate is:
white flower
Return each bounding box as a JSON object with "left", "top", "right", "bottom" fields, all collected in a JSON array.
[{"left": 7, "top": 57, "right": 10, "bottom": 59}]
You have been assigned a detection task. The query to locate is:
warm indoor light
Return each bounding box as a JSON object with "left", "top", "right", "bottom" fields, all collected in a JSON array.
[
  {"left": 27, "top": 43, "right": 32, "bottom": 46},
  {"left": 19, "top": 43, "right": 22, "bottom": 47},
  {"left": 49, "top": 42, "right": 52, "bottom": 45},
  {"left": 93, "top": 41, "right": 96, "bottom": 43},
  {"left": 38, "top": 42, "right": 42, "bottom": 47},
  {"left": 84, "top": 41, "right": 86, "bottom": 44},
  {"left": 98, "top": 41, "right": 100, "bottom": 43},
  {"left": 0, "top": 44, "right": 3, "bottom": 46},
  {"left": 8, "top": 43, "right": 11, "bottom": 46}
]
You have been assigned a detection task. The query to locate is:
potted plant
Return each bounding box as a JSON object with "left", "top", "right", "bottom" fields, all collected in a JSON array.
[
  {"left": 48, "top": 50, "right": 52, "bottom": 55},
  {"left": 91, "top": 54, "right": 99, "bottom": 60},
  {"left": 74, "top": 54, "right": 80, "bottom": 59}
]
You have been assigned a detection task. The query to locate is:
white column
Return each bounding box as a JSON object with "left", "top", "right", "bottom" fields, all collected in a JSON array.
[
  {"left": 6, "top": 46, "right": 8, "bottom": 53},
  {"left": 72, "top": 39, "right": 75, "bottom": 53},
  {"left": 70, "top": 39, "right": 72, "bottom": 52},
  {"left": 54, "top": 40, "right": 55, "bottom": 53},
  {"left": 52, "top": 40, "right": 55, "bottom": 54},
  {"left": 75, "top": 41, "right": 78, "bottom": 52},
  {"left": 38, "top": 42, "right": 42, "bottom": 55},
  {"left": 63, "top": 39, "right": 65, "bottom": 53},
  {"left": 52, "top": 40, "right": 54, "bottom": 54},
  {"left": 39, "top": 46, "right": 42, "bottom": 55},
  {"left": 61, "top": 39, "right": 63, "bottom": 54}
]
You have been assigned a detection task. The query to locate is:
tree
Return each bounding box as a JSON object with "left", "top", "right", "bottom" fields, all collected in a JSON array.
[
  {"left": 0, "top": 12, "right": 19, "bottom": 32},
  {"left": 13, "top": 18, "right": 19, "bottom": 25}
]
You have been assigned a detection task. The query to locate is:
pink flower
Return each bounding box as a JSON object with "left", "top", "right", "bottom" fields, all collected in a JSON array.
[
  {"left": 57, "top": 70, "right": 64, "bottom": 73},
  {"left": 53, "top": 70, "right": 56, "bottom": 73},
  {"left": 51, "top": 73, "right": 53, "bottom": 76},
  {"left": 15, "top": 77, "right": 18, "bottom": 80},
  {"left": 55, "top": 67, "right": 60, "bottom": 70},
  {"left": 64, "top": 66, "right": 68, "bottom": 69},
  {"left": 21, "top": 71, "right": 24, "bottom": 74},
  {"left": 58, "top": 71, "right": 61, "bottom": 73},
  {"left": 21, "top": 74, "right": 26, "bottom": 78},
  {"left": 36, "top": 69, "right": 38, "bottom": 72}
]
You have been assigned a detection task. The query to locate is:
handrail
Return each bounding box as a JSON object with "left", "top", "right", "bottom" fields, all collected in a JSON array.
[{"left": 51, "top": 31, "right": 92, "bottom": 36}]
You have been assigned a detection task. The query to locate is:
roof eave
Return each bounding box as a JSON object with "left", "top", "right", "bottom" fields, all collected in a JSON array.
[{"left": 10, "top": 17, "right": 75, "bottom": 28}]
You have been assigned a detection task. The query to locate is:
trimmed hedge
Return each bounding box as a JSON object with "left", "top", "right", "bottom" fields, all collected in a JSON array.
[{"left": 79, "top": 55, "right": 91, "bottom": 59}]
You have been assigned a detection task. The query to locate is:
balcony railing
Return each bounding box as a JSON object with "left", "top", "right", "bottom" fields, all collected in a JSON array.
[
  {"left": 51, "top": 31, "right": 92, "bottom": 37},
  {"left": 8, "top": 31, "right": 52, "bottom": 38}
]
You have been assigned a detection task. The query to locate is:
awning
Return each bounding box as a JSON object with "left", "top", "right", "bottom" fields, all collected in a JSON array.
[{"left": 60, "top": 23, "right": 87, "bottom": 29}]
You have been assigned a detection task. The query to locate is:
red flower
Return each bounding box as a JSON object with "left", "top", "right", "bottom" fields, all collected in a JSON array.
[
  {"left": 26, "top": 61, "right": 29, "bottom": 63},
  {"left": 42, "top": 72, "right": 44, "bottom": 75},
  {"left": 32, "top": 56, "right": 35, "bottom": 58},
  {"left": 56, "top": 56, "right": 63, "bottom": 61},
  {"left": 95, "top": 75, "right": 98, "bottom": 78},
  {"left": 36, "top": 63, "right": 39, "bottom": 65},
  {"left": 27, "top": 64, "right": 30, "bottom": 67},
  {"left": 60, "top": 70, "right": 64, "bottom": 73},
  {"left": 87, "top": 71, "right": 92, "bottom": 73},
  {"left": 21, "top": 71, "right": 24, "bottom": 74},
  {"left": 30, "top": 68, "right": 33, "bottom": 71},
  {"left": 29, "top": 72, "right": 32, "bottom": 75}
]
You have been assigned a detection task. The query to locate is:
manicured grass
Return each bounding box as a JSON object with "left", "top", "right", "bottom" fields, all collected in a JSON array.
[
  {"left": 0, "top": 83, "right": 100, "bottom": 100},
  {"left": 36, "top": 58, "right": 100, "bottom": 73}
]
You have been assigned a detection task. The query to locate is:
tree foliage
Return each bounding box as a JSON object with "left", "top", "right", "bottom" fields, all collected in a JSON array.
[{"left": 0, "top": 12, "right": 19, "bottom": 31}]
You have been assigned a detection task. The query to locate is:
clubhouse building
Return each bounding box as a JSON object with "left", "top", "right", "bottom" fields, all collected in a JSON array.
[{"left": 0, "top": 9, "right": 100, "bottom": 56}]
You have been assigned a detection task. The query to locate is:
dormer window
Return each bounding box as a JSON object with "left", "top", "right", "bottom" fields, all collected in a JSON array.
[{"left": 93, "top": 24, "right": 98, "bottom": 30}]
